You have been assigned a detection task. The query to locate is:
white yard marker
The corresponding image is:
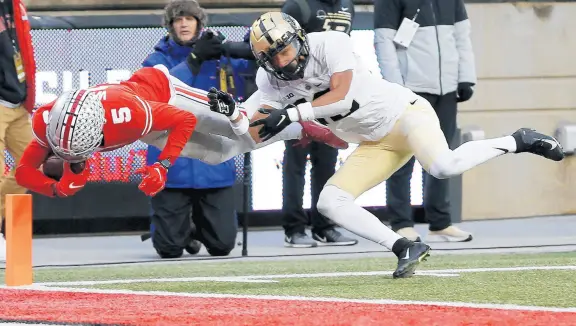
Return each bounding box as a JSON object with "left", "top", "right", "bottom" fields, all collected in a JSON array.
[{"left": 26, "top": 265, "right": 576, "bottom": 287}]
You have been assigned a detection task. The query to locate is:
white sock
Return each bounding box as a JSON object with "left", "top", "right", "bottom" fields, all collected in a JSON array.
[
  {"left": 430, "top": 136, "right": 517, "bottom": 179},
  {"left": 317, "top": 185, "right": 402, "bottom": 250},
  {"left": 477, "top": 135, "right": 517, "bottom": 153}
]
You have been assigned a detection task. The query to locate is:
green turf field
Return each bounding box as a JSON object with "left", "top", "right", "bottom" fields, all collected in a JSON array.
[{"left": 2, "top": 252, "right": 576, "bottom": 308}]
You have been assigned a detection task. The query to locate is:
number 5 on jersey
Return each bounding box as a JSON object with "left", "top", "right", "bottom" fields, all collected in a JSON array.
[{"left": 111, "top": 107, "right": 131, "bottom": 124}]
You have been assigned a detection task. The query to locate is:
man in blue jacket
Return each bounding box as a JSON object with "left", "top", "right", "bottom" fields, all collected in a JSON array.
[{"left": 142, "top": 0, "right": 254, "bottom": 258}]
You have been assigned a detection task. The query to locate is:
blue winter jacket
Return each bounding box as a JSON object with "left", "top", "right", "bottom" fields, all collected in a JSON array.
[{"left": 142, "top": 36, "right": 251, "bottom": 189}]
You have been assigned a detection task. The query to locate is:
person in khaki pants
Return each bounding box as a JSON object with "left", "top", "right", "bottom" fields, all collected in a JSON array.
[{"left": 0, "top": 0, "right": 37, "bottom": 261}]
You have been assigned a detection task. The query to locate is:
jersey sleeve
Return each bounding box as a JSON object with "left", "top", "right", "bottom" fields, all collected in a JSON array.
[
  {"left": 147, "top": 101, "right": 197, "bottom": 164},
  {"left": 14, "top": 139, "right": 57, "bottom": 197},
  {"left": 31, "top": 102, "right": 54, "bottom": 147},
  {"left": 324, "top": 31, "right": 356, "bottom": 75},
  {"left": 255, "top": 68, "right": 283, "bottom": 109}
]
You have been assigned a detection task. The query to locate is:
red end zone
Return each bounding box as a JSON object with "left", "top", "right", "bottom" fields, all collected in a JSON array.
[{"left": 1, "top": 288, "right": 575, "bottom": 326}]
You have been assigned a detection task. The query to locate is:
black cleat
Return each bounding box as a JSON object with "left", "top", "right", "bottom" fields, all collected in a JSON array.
[
  {"left": 512, "top": 128, "right": 565, "bottom": 162},
  {"left": 393, "top": 242, "right": 431, "bottom": 279}
]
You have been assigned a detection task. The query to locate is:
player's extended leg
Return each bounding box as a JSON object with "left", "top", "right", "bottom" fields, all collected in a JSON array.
[
  {"left": 168, "top": 76, "right": 244, "bottom": 140},
  {"left": 316, "top": 123, "right": 431, "bottom": 279},
  {"left": 143, "top": 123, "right": 304, "bottom": 165},
  {"left": 128, "top": 65, "right": 240, "bottom": 140},
  {"left": 400, "top": 98, "right": 565, "bottom": 180}
]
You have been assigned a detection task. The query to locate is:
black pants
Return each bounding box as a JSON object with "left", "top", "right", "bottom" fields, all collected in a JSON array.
[
  {"left": 150, "top": 186, "right": 237, "bottom": 257},
  {"left": 386, "top": 92, "right": 458, "bottom": 232},
  {"left": 282, "top": 140, "right": 339, "bottom": 235}
]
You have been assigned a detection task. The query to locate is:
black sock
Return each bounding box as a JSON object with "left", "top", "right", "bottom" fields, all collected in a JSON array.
[{"left": 391, "top": 238, "right": 412, "bottom": 257}]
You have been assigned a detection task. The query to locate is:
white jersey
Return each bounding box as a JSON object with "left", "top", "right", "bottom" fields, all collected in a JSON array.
[{"left": 255, "top": 31, "right": 418, "bottom": 143}]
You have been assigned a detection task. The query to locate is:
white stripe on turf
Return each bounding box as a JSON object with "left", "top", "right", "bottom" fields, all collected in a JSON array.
[
  {"left": 26, "top": 265, "right": 576, "bottom": 286},
  {"left": 3, "top": 285, "right": 576, "bottom": 313}
]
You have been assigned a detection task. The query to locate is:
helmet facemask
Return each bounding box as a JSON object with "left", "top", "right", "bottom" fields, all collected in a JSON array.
[{"left": 257, "top": 31, "right": 310, "bottom": 81}]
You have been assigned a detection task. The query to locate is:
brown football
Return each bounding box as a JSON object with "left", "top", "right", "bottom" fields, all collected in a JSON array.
[
  {"left": 42, "top": 154, "right": 64, "bottom": 181},
  {"left": 42, "top": 154, "right": 86, "bottom": 181}
]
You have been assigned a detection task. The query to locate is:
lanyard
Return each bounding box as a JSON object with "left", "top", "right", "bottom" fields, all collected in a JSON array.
[
  {"left": 219, "top": 58, "right": 237, "bottom": 98},
  {"left": 412, "top": 0, "right": 428, "bottom": 22}
]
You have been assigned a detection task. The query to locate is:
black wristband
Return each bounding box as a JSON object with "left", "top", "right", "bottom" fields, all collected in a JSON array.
[{"left": 158, "top": 159, "right": 172, "bottom": 170}]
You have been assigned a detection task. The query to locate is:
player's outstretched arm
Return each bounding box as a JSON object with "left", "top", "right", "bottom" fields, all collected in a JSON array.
[
  {"left": 285, "top": 69, "right": 354, "bottom": 122},
  {"left": 208, "top": 87, "right": 275, "bottom": 144},
  {"left": 135, "top": 103, "right": 197, "bottom": 197},
  {"left": 15, "top": 140, "right": 92, "bottom": 198},
  {"left": 15, "top": 140, "right": 59, "bottom": 197},
  {"left": 148, "top": 102, "right": 198, "bottom": 164},
  {"left": 286, "top": 32, "right": 359, "bottom": 122}
]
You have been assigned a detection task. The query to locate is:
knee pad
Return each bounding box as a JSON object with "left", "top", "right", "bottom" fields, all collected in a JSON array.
[{"left": 317, "top": 185, "right": 354, "bottom": 223}]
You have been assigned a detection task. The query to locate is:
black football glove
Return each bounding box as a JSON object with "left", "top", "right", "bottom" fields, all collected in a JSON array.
[
  {"left": 457, "top": 82, "right": 475, "bottom": 103},
  {"left": 208, "top": 87, "right": 237, "bottom": 117},
  {"left": 249, "top": 105, "right": 294, "bottom": 141}
]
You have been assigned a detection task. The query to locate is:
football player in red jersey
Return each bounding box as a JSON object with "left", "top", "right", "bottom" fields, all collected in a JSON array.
[
  {"left": 15, "top": 66, "right": 198, "bottom": 198},
  {"left": 15, "top": 65, "right": 347, "bottom": 198}
]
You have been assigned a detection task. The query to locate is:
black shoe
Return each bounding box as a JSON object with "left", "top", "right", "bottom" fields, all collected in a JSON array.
[
  {"left": 185, "top": 240, "right": 202, "bottom": 255},
  {"left": 512, "top": 128, "right": 565, "bottom": 161},
  {"left": 284, "top": 232, "right": 317, "bottom": 248},
  {"left": 312, "top": 229, "right": 358, "bottom": 246},
  {"left": 393, "top": 242, "right": 431, "bottom": 279}
]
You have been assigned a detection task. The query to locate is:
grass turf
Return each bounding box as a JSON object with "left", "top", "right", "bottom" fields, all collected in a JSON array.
[
  {"left": 81, "top": 269, "right": 576, "bottom": 308},
  {"left": 3, "top": 252, "right": 574, "bottom": 308}
]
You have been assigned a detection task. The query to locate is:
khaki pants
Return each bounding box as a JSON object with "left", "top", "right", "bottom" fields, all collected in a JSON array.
[
  {"left": 0, "top": 104, "right": 33, "bottom": 230},
  {"left": 326, "top": 97, "right": 450, "bottom": 198}
]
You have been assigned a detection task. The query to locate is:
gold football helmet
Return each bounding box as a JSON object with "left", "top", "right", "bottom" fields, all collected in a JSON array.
[{"left": 249, "top": 12, "right": 310, "bottom": 81}]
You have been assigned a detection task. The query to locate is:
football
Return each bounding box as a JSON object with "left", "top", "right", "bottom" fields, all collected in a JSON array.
[
  {"left": 42, "top": 154, "right": 86, "bottom": 181},
  {"left": 42, "top": 154, "right": 64, "bottom": 181}
]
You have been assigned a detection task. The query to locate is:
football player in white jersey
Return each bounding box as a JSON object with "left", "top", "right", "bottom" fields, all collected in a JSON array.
[
  {"left": 237, "top": 12, "right": 565, "bottom": 278},
  {"left": 129, "top": 63, "right": 347, "bottom": 166}
]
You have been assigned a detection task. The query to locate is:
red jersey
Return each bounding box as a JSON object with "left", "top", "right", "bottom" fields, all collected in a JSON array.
[{"left": 15, "top": 67, "right": 197, "bottom": 197}]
